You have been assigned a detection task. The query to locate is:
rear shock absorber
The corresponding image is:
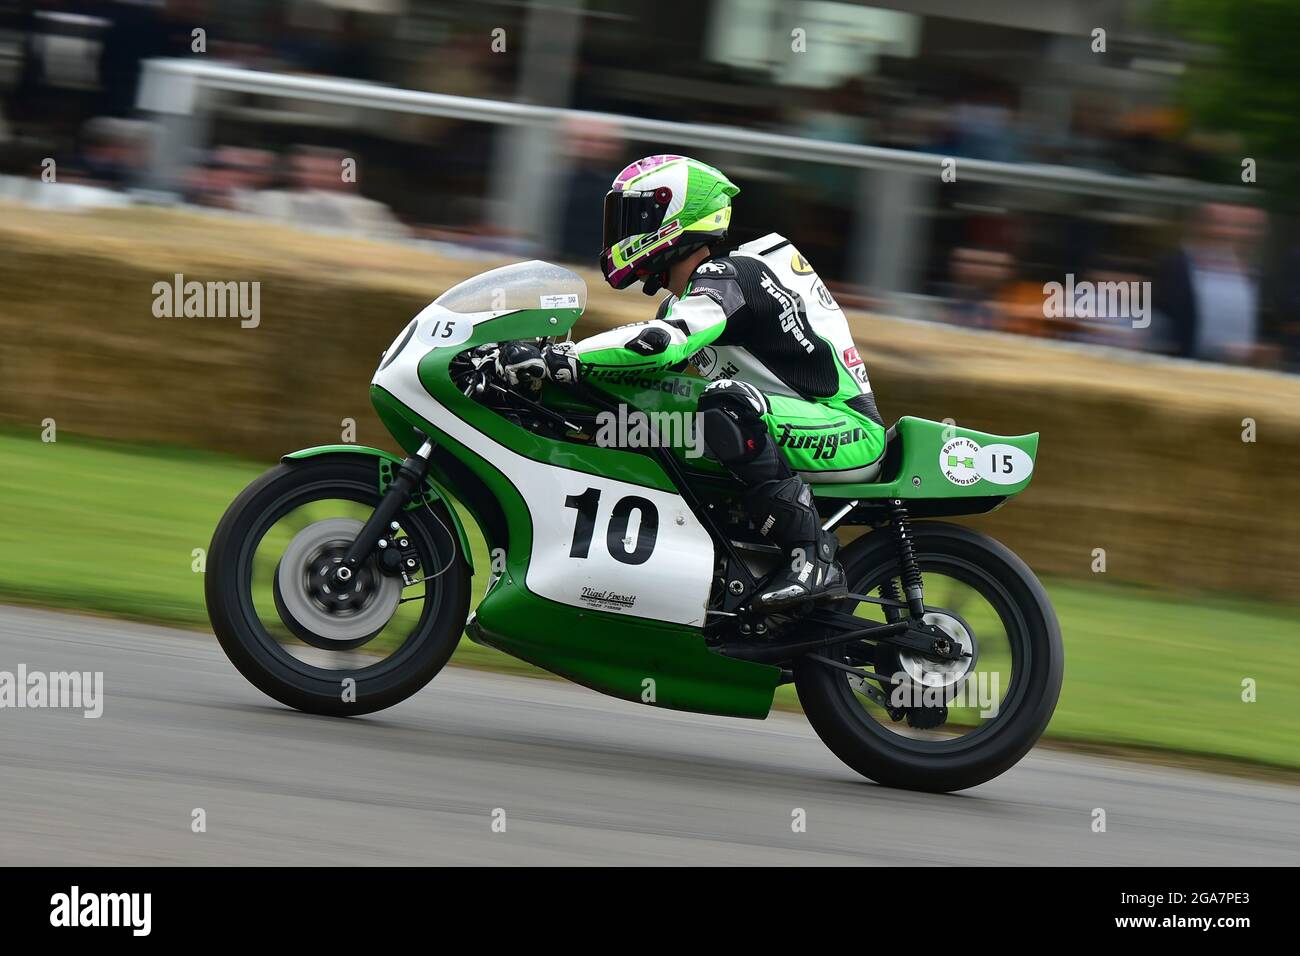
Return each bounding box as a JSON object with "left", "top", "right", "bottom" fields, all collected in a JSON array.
[
  {"left": 877, "top": 575, "right": 904, "bottom": 622},
  {"left": 889, "top": 499, "right": 926, "bottom": 618}
]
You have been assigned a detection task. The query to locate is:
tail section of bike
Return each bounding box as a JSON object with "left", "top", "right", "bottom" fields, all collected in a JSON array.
[{"left": 813, "top": 416, "right": 1039, "bottom": 515}]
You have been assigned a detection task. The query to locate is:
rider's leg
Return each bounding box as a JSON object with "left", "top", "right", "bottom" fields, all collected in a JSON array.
[
  {"left": 699, "top": 380, "right": 858, "bottom": 610},
  {"left": 759, "top": 391, "right": 887, "bottom": 481}
]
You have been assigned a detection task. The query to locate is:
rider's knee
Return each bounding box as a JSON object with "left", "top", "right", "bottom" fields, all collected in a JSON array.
[
  {"left": 700, "top": 407, "right": 753, "bottom": 463},
  {"left": 699, "top": 380, "right": 768, "bottom": 465}
]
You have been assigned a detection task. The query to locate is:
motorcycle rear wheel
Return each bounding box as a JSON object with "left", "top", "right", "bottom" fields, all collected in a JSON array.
[{"left": 794, "top": 521, "right": 1063, "bottom": 792}]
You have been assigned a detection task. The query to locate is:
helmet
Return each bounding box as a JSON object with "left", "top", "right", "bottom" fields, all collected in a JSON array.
[{"left": 599, "top": 154, "right": 739, "bottom": 292}]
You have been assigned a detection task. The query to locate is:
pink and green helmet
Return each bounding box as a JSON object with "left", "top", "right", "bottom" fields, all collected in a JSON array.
[{"left": 599, "top": 155, "right": 739, "bottom": 290}]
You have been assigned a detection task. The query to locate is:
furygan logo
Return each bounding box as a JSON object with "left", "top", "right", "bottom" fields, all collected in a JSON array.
[
  {"left": 774, "top": 422, "right": 868, "bottom": 460},
  {"left": 759, "top": 273, "right": 814, "bottom": 354}
]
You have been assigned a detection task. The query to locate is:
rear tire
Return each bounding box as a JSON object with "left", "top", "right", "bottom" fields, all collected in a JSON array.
[
  {"left": 206, "top": 456, "right": 471, "bottom": 716},
  {"left": 794, "top": 522, "right": 1062, "bottom": 792}
]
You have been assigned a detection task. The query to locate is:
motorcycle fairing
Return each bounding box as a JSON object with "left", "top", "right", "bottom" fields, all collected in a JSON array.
[{"left": 370, "top": 293, "right": 781, "bottom": 719}]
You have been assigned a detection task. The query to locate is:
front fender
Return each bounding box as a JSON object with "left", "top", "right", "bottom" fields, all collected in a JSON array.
[{"left": 281, "top": 444, "right": 474, "bottom": 573}]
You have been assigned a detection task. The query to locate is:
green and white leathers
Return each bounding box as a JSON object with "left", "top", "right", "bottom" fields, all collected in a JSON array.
[
  {"left": 206, "top": 256, "right": 1063, "bottom": 794},
  {"left": 581, "top": 234, "right": 887, "bottom": 480}
]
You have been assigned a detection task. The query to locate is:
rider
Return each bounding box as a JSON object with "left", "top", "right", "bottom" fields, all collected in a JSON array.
[{"left": 499, "top": 154, "right": 887, "bottom": 610}]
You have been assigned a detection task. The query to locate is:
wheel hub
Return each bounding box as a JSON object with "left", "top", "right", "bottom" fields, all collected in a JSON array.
[
  {"left": 275, "top": 518, "right": 402, "bottom": 645},
  {"left": 896, "top": 611, "right": 977, "bottom": 690},
  {"left": 307, "top": 548, "right": 379, "bottom": 610}
]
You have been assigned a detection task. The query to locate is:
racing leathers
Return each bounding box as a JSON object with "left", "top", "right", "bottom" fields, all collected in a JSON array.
[{"left": 572, "top": 233, "right": 887, "bottom": 610}]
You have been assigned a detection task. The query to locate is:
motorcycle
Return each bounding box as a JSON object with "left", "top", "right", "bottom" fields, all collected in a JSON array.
[{"left": 206, "top": 260, "right": 1063, "bottom": 793}]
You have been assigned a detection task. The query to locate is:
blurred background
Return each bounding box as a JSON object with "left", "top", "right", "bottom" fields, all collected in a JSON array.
[
  {"left": 0, "top": 0, "right": 1297, "bottom": 773},
  {"left": 2, "top": 0, "right": 1299, "bottom": 361}
]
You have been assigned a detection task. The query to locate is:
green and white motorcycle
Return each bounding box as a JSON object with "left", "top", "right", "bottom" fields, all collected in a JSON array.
[{"left": 207, "top": 261, "right": 1062, "bottom": 793}]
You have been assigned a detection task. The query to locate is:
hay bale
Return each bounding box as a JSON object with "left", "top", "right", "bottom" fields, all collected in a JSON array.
[{"left": 2, "top": 203, "right": 1296, "bottom": 600}]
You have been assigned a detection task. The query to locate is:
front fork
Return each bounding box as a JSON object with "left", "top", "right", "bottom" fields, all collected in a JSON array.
[{"left": 329, "top": 439, "right": 433, "bottom": 589}]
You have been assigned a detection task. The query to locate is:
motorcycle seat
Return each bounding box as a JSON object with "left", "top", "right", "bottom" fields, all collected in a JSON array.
[{"left": 799, "top": 423, "right": 895, "bottom": 485}]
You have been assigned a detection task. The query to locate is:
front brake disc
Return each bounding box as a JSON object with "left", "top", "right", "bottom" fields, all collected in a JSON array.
[{"left": 273, "top": 518, "right": 402, "bottom": 648}]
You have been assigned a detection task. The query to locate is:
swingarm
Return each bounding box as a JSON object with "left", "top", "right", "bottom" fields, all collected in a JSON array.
[{"left": 715, "top": 601, "right": 968, "bottom": 665}]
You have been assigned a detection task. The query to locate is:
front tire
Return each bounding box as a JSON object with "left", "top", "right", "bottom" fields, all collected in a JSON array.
[
  {"left": 794, "top": 522, "right": 1063, "bottom": 792},
  {"left": 206, "top": 456, "right": 471, "bottom": 716}
]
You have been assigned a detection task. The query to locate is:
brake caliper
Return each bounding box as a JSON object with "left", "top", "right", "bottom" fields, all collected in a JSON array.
[{"left": 376, "top": 522, "right": 422, "bottom": 584}]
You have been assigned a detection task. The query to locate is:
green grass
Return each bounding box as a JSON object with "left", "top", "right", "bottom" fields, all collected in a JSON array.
[
  {"left": 1, "top": 430, "right": 1296, "bottom": 770},
  {"left": 0, "top": 430, "right": 525, "bottom": 676}
]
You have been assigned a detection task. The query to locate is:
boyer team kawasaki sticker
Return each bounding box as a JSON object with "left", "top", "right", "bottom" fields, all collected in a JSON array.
[
  {"left": 940, "top": 437, "right": 982, "bottom": 486},
  {"left": 939, "top": 437, "right": 1034, "bottom": 487}
]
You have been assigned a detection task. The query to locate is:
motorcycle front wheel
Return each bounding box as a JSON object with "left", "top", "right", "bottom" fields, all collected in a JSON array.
[{"left": 206, "top": 456, "right": 471, "bottom": 716}]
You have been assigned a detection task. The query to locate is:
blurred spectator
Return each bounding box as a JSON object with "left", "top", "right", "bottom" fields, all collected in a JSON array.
[
  {"left": 996, "top": 269, "right": 1062, "bottom": 339},
  {"left": 98, "top": 0, "right": 166, "bottom": 118},
  {"left": 787, "top": 80, "right": 877, "bottom": 280},
  {"left": 1154, "top": 203, "right": 1275, "bottom": 366},
  {"left": 944, "top": 87, "right": 1020, "bottom": 163},
  {"left": 942, "top": 246, "right": 1016, "bottom": 329},
  {"left": 880, "top": 96, "right": 947, "bottom": 152},
  {"left": 187, "top": 146, "right": 275, "bottom": 211},
  {"left": 1034, "top": 97, "right": 1123, "bottom": 174},
  {"left": 1275, "top": 248, "right": 1300, "bottom": 370},
  {"left": 1068, "top": 260, "right": 1159, "bottom": 350},
  {"left": 556, "top": 115, "right": 623, "bottom": 263},
  {"left": 270, "top": 8, "right": 384, "bottom": 81},
  {"left": 68, "top": 116, "right": 152, "bottom": 189},
  {"left": 242, "top": 145, "right": 409, "bottom": 241}
]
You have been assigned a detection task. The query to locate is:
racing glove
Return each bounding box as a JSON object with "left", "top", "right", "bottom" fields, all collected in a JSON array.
[
  {"left": 541, "top": 342, "right": 581, "bottom": 385},
  {"left": 495, "top": 341, "right": 546, "bottom": 389}
]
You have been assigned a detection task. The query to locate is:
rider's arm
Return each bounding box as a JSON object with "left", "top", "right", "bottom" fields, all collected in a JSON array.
[{"left": 575, "top": 276, "right": 746, "bottom": 370}]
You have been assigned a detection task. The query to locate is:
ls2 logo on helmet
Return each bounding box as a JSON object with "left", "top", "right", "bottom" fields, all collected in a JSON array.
[{"left": 940, "top": 437, "right": 1034, "bottom": 486}]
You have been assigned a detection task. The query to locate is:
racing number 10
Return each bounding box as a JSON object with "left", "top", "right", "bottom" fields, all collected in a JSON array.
[{"left": 564, "top": 488, "right": 659, "bottom": 566}]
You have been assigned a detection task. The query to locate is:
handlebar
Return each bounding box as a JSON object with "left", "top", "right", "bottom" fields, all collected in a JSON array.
[{"left": 455, "top": 344, "right": 580, "bottom": 432}]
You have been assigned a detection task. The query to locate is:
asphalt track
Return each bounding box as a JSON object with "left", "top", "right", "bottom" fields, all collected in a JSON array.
[{"left": 1, "top": 605, "right": 1295, "bottom": 865}]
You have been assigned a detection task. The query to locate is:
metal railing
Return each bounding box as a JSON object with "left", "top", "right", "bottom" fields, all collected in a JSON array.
[{"left": 137, "top": 58, "right": 1251, "bottom": 292}]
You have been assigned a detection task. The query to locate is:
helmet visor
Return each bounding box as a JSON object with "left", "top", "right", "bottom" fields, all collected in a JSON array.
[{"left": 601, "top": 188, "right": 671, "bottom": 252}]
